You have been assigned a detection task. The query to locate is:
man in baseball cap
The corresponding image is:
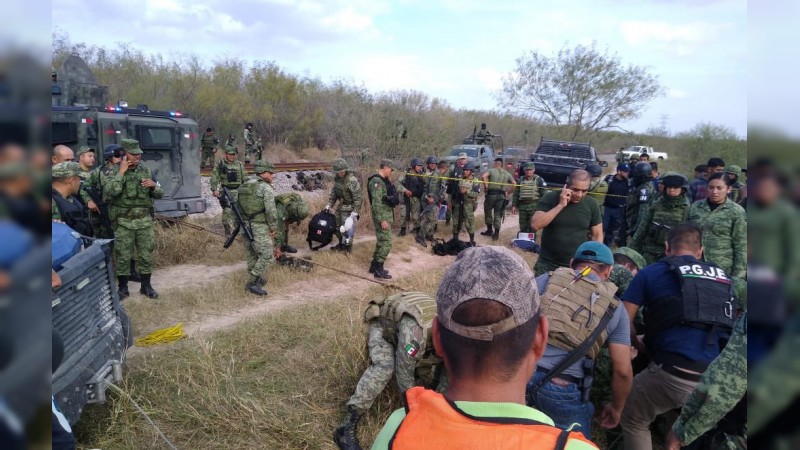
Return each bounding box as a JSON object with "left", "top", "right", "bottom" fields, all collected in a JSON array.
[
  {"left": 372, "top": 246, "right": 599, "bottom": 449},
  {"left": 526, "top": 240, "right": 632, "bottom": 439}
]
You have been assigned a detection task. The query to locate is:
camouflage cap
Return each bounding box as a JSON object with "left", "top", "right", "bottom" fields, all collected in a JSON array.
[
  {"left": 76, "top": 145, "right": 95, "bottom": 156},
  {"left": 725, "top": 165, "right": 743, "bottom": 176},
  {"left": 225, "top": 146, "right": 237, "bottom": 155},
  {"left": 332, "top": 158, "right": 349, "bottom": 172},
  {"left": 120, "top": 138, "right": 143, "bottom": 155},
  {"left": 253, "top": 160, "right": 275, "bottom": 174},
  {"left": 52, "top": 161, "right": 82, "bottom": 179},
  {"left": 458, "top": 152, "right": 468, "bottom": 159},
  {"left": 380, "top": 159, "right": 396, "bottom": 169},
  {"left": 524, "top": 162, "right": 535, "bottom": 170},
  {"left": 613, "top": 247, "right": 647, "bottom": 271},
  {"left": 436, "top": 247, "right": 539, "bottom": 341}
]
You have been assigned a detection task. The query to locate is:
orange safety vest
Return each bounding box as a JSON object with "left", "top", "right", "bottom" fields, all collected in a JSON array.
[{"left": 389, "top": 387, "right": 598, "bottom": 450}]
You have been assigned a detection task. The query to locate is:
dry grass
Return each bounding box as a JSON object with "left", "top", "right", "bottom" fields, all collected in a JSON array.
[{"left": 153, "top": 220, "right": 247, "bottom": 268}]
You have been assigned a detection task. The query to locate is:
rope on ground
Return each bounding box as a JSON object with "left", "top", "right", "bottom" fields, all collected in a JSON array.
[
  {"left": 106, "top": 383, "right": 179, "bottom": 450},
  {"left": 135, "top": 323, "right": 186, "bottom": 347}
]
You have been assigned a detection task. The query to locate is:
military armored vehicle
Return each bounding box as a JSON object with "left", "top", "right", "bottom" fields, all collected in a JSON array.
[
  {"left": 441, "top": 129, "right": 505, "bottom": 174},
  {"left": 52, "top": 55, "right": 206, "bottom": 217}
]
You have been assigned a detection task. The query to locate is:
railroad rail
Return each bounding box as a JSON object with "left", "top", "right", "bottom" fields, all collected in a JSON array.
[{"left": 200, "top": 161, "right": 332, "bottom": 176}]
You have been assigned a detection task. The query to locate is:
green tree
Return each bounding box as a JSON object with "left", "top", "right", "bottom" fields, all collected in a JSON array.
[{"left": 498, "top": 42, "right": 663, "bottom": 141}]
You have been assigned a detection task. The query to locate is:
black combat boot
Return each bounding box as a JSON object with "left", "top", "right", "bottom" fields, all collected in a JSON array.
[
  {"left": 434, "top": 224, "right": 438, "bottom": 233},
  {"left": 368, "top": 259, "right": 378, "bottom": 274},
  {"left": 246, "top": 278, "right": 268, "bottom": 296},
  {"left": 374, "top": 262, "right": 392, "bottom": 280},
  {"left": 223, "top": 225, "right": 232, "bottom": 236},
  {"left": 415, "top": 234, "right": 427, "bottom": 248},
  {"left": 469, "top": 233, "right": 476, "bottom": 246},
  {"left": 139, "top": 274, "right": 159, "bottom": 299},
  {"left": 129, "top": 260, "right": 141, "bottom": 282},
  {"left": 333, "top": 406, "right": 363, "bottom": 450},
  {"left": 117, "top": 276, "right": 129, "bottom": 300},
  {"left": 398, "top": 226, "right": 407, "bottom": 237},
  {"left": 492, "top": 229, "right": 500, "bottom": 241},
  {"left": 480, "top": 225, "right": 493, "bottom": 236},
  {"left": 280, "top": 243, "right": 297, "bottom": 253},
  {"left": 256, "top": 275, "right": 267, "bottom": 286},
  {"left": 331, "top": 235, "right": 345, "bottom": 251},
  {"left": 452, "top": 232, "right": 459, "bottom": 241}
]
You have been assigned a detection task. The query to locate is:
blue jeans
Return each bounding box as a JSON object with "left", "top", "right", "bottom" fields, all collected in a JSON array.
[
  {"left": 602, "top": 206, "right": 626, "bottom": 247},
  {"left": 526, "top": 370, "right": 594, "bottom": 439}
]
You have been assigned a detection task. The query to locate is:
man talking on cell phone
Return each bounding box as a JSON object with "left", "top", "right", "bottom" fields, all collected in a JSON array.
[{"left": 531, "top": 169, "right": 603, "bottom": 277}]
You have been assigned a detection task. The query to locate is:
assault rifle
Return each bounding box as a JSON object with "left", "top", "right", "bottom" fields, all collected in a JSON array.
[
  {"left": 501, "top": 197, "right": 510, "bottom": 224},
  {"left": 222, "top": 186, "right": 254, "bottom": 249},
  {"left": 82, "top": 184, "right": 115, "bottom": 239}
]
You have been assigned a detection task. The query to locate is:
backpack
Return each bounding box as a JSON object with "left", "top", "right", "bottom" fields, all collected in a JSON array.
[
  {"left": 432, "top": 238, "right": 474, "bottom": 256},
  {"left": 307, "top": 210, "right": 338, "bottom": 250}
]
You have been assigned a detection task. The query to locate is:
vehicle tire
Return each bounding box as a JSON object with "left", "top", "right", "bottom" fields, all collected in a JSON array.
[{"left": 658, "top": 156, "right": 664, "bottom": 160}]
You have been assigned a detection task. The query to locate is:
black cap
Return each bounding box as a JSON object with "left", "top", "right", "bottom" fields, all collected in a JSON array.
[
  {"left": 206, "top": 127, "right": 213, "bottom": 132},
  {"left": 707, "top": 157, "right": 725, "bottom": 167},
  {"left": 494, "top": 157, "right": 503, "bottom": 162},
  {"left": 694, "top": 164, "right": 707, "bottom": 172}
]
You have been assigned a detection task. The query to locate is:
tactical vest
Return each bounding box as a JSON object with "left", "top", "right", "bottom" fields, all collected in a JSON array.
[
  {"left": 402, "top": 170, "right": 425, "bottom": 198},
  {"left": 218, "top": 160, "right": 245, "bottom": 188},
  {"left": 200, "top": 134, "right": 216, "bottom": 149},
  {"left": 237, "top": 179, "right": 268, "bottom": 223},
  {"left": 541, "top": 268, "right": 618, "bottom": 360},
  {"left": 363, "top": 292, "right": 437, "bottom": 355},
  {"left": 113, "top": 166, "right": 156, "bottom": 215},
  {"left": 332, "top": 173, "right": 359, "bottom": 208},
  {"left": 647, "top": 197, "right": 688, "bottom": 245},
  {"left": 643, "top": 257, "right": 736, "bottom": 342},
  {"left": 367, "top": 174, "right": 399, "bottom": 207},
  {"left": 275, "top": 192, "right": 308, "bottom": 223},
  {"left": 52, "top": 190, "right": 93, "bottom": 237},
  {"left": 519, "top": 176, "right": 542, "bottom": 203},
  {"left": 459, "top": 176, "right": 480, "bottom": 202},
  {"left": 446, "top": 165, "right": 466, "bottom": 195}
]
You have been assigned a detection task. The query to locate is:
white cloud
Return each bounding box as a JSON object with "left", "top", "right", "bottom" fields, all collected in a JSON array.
[
  {"left": 667, "top": 88, "right": 687, "bottom": 99},
  {"left": 354, "top": 54, "right": 421, "bottom": 91},
  {"left": 319, "top": 6, "right": 379, "bottom": 36},
  {"left": 475, "top": 68, "right": 503, "bottom": 91},
  {"left": 619, "top": 20, "right": 733, "bottom": 57}
]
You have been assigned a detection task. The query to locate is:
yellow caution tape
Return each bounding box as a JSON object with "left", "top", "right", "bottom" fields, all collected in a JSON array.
[
  {"left": 135, "top": 323, "right": 186, "bottom": 347},
  {"left": 403, "top": 172, "right": 628, "bottom": 198}
]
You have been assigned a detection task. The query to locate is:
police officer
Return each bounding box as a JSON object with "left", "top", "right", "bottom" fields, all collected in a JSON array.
[
  {"left": 625, "top": 162, "right": 655, "bottom": 242},
  {"left": 333, "top": 292, "right": 445, "bottom": 450},
  {"left": 480, "top": 157, "right": 515, "bottom": 241},
  {"left": 630, "top": 173, "right": 690, "bottom": 265},
  {"left": 210, "top": 146, "right": 247, "bottom": 236},
  {"left": 236, "top": 160, "right": 279, "bottom": 296},
  {"left": 445, "top": 153, "right": 469, "bottom": 225},
  {"left": 453, "top": 161, "right": 480, "bottom": 245},
  {"left": 603, "top": 164, "right": 630, "bottom": 247},
  {"left": 200, "top": 127, "right": 218, "bottom": 168},
  {"left": 327, "top": 158, "right": 363, "bottom": 252},
  {"left": 512, "top": 162, "right": 545, "bottom": 234},
  {"left": 367, "top": 159, "right": 399, "bottom": 279},
  {"left": 396, "top": 158, "right": 425, "bottom": 236},
  {"left": 620, "top": 223, "right": 737, "bottom": 450},
  {"left": 105, "top": 139, "right": 164, "bottom": 299},
  {"left": 527, "top": 241, "right": 632, "bottom": 439},
  {"left": 51, "top": 162, "right": 93, "bottom": 237},
  {"left": 416, "top": 160, "right": 448, "bottom": 247}
]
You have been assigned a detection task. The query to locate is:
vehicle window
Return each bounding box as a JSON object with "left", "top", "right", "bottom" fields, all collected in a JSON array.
[
  {"left": 52, "top": 122, "right": 78, "bottom": 145},
  {"left": 447, "top": 147, "right": 478, "bottom": 157},
  {"left": 136, "top": 125, "right": 175, "bottom": 150}
]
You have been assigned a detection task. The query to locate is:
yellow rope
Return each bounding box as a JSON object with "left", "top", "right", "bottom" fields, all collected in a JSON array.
[
  {"left": 135, "top": 323, "right": 186, "bottom": 347},
  {"left": 403, "top": 172, "right": 628, "bottom": 198}
]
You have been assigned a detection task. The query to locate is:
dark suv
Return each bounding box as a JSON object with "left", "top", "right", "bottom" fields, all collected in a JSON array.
[{"left": 530, "top": 138, "right": 607, "bottom": 185}]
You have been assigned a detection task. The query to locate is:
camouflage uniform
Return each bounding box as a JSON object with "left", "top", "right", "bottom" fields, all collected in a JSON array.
[
  {"left": 200, "top": 131, "right": 217, "bottom": 168},
  {"left": 237, "top": 161, "right": 279, "bottom": 294},
  {"left": 328, "top": 159, "right": 363, "bottom": 249},
  {"left": 625, "top": 180, "right": 655, "bottom": 240},
  {"left": 482, "top": 167, "right": 514, "bottom": 237},
  {"left": 724, "top": 165, "right": 744, "bottom": 203},
  {"left": 589, "top": 176, "right": 609, "bottom": 217},
  {"left": 243, "top": 125, "right": 255, "bottom": 162},
  {"left": 445, "top": 159, "right": 468, "bottom": 224},
  {"left": 335, "top": 292, "right": 447, "bottom": 449},
  {"left": 687, "top": 198, "right": 747, "bottom": 278},
  {"left": 85, "top": 160, "right": 118, "bottom": 239},
  {"left": 609, "top": 247, "right": 646, "bottom": 297},
  {"left": 630, "top": 194, "right": 689, "bottom": 265},
  {"left": 105, "top": 140, "right": 163, "bottom": 278},
  {"left": 512, "top": 165, "right": 545, "bottom": 234},
  {"left": 453, "top": 169, "right": 480, "bottom": 241},
  {"left": 210, "top": 147, "right": 247, "bottom": 235},
  {"left": 672, "top": 313, "right": 747, "bottom": 449},
  {"left": 418, "top": 165, "right": 447, "bottom": 243},
  {"left": 368, "top": 166, "right": 397, "bottom": 267},
  {"left": 51, "top": 162, "right": 93, "bottom": 237},
  {"left": 396, "top": 165, "right": 425, "bottom": 234},
  {"left": 273, "top": 192, "right": 308, "bottom": 250}
]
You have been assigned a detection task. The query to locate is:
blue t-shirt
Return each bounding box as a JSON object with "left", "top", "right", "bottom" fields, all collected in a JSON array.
[
  {"left": 536, "top": 273, "right": 630, "bottom": 379},
  {"left": 622, "top": 255, "right": 728, "bottom": 365}
]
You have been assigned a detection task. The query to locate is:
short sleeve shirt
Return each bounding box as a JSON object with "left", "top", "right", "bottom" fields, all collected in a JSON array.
[{"left": 536, "top": 190, "right": 602, "bottom": 267}]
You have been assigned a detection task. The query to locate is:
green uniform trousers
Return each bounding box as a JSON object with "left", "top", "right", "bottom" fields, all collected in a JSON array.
[
  {"left": 372, "top": 219, "right": 393, "bottom": 263},
  {"left": 113, "top": 223, "right": 155, "bottom": 276}
]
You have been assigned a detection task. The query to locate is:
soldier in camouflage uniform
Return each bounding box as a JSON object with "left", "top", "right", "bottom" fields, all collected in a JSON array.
[
  {"left": 199, "top": 127, "right": 218, "bottom": 168},
  {"left": 367, "top": 159, "right": 399, "bottom": 279},
  {"left": 609, "top": 246, "right": 646, "bottom": 297},
  {"left": 625, "top": 162, "right": 655, "bottom": 243},
  {"left": 274, "top": 192, "right": 308, "bottom": 254},
  {"left": 667, "top": 313, "right": 747, "bottom": 450},
  {"left": 586, "top": 164, "right": 608, "bottom": 217},
  {"left": 445, "top": 153, "right": 469, "bottom": 225},
  {"left": 84, "top": 144, "right": 123, "bottom": 239},
  {"left": 210, "top": 146, "right": 247, "bottom": 236},
  {"left": 453, "top": 162, "right": 480, "bottom": 245},
  {"left": 333, "top": 292, "right": 446, "bottom": 450},
  {"left": 630, "top": 173, "right": 690, "bottom": 265},
  {"left": 105, "top": 139, "right": 164, "bottom": 299},
  {"left": 512, "top": 162, "right": 545, "bottom": 234},
  {"left": 236, "top": 160, "right": 279, "bottom": 296},
  {"left": 724, "top": 165, "right": 745, "bottom": 203},
  {"left": 480, "top": 157, "right": 515, "bottom": 241},
  {"left": 243, "top": 123, "right": 256, "bottom": 163},
  {"left": 51, "top": 162, "right": 93, "bottom": 237},
  {"left": 687, "top": 173, "right": 747, "bottom": 279},
  {"left": 327, "top": 158, "right": 363, "bottom": 252},
  {"left": 396, "top": 158, "right": 425, "bottom": 236},
  {"left": 416, "top": 160, "right": 448, "bottom": 247},
  {"left": 75, "top": 146, "right": 99, "bottom": 218}
]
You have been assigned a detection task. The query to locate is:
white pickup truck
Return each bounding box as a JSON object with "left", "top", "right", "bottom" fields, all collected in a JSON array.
[{"left": 619, "top": 145, "right": 668, "bottom": 161}]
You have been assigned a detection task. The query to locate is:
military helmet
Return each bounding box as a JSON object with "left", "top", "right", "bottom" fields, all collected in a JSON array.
[
  {"left": 253, "top": 160, "right": 275, "bottom": 174},
  {"left": 425, "top": 156, "right": 438, "bottom": 165},
  {"left": 103, "top": 144, "right": 123, "bottom": 160},
  {"left": 410, "top": 158, "right": 423, "bottom": 168},
  {"left": 661, "top": 172, "right": 689, "bottom": 190},
  {"left": 585, "top": 164, "right": 602, "bottom": 177},
  {"left": 225, "top": 146, "right": 237, "bottom": 155},
  {"left": 725, "top": 165, "right": 743, "bottom": 177},
  {"left": 613, "top": 247, "right": 647, "bottom": 271},
  {"left": 332, "top": 158, "right": 349, "bottom": 172},
  {"left": 463, "top": 161, "right": 480, "bottom": 172},
  {"left": 632, "top": 162, "right": 652, "bottom": 177}
]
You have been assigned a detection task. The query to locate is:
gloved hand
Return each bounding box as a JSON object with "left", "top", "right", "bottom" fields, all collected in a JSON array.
[
  {"left": 349, "top": 211, "right": 359, "bottom": 221},
  {"left": 324, "top": 204, "right": 331, "bottom": 213}
]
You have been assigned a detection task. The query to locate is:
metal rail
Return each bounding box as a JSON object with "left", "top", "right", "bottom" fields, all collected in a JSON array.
[{"left": 200, "top": 161, "right": 332, "bottom": 176}]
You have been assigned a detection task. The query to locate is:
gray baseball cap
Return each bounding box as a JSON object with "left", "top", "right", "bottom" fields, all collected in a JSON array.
[{"left": 436, "top": 246, "right": 539, "bottom": 341}]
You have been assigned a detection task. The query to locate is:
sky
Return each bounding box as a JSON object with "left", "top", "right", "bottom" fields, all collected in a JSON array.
[{"left": 51, "top": 0, "right": 749, "bottom": 137}]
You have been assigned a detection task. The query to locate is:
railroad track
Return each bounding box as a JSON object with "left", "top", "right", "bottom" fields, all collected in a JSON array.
[{"left": 200, "top": 161, "right": 332, "bottom": 176}]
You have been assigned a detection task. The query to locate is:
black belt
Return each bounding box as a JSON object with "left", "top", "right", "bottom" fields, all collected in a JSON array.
[
  {"left": 487, "top": 189, "right": 505, "bottom": 195},
  {"left": 536, "top": 367, "right": 582, "bottom": 385},
  {"left": 604, "top": 204, "right": 623, "bottom": 209},
  {"left": 658, "top": 363, "right": 702, "bottom": 382}
]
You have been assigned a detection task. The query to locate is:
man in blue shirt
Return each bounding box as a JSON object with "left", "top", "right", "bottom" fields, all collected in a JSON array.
[
  {"left": 527, "top": 241, "right": 632, "bottom": 439},
  {"left": 602, "top": 164, "right": 631, "bottom": 247},
  {"left": 620, "top": 223, "right": 736, "bottom": 450}
]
